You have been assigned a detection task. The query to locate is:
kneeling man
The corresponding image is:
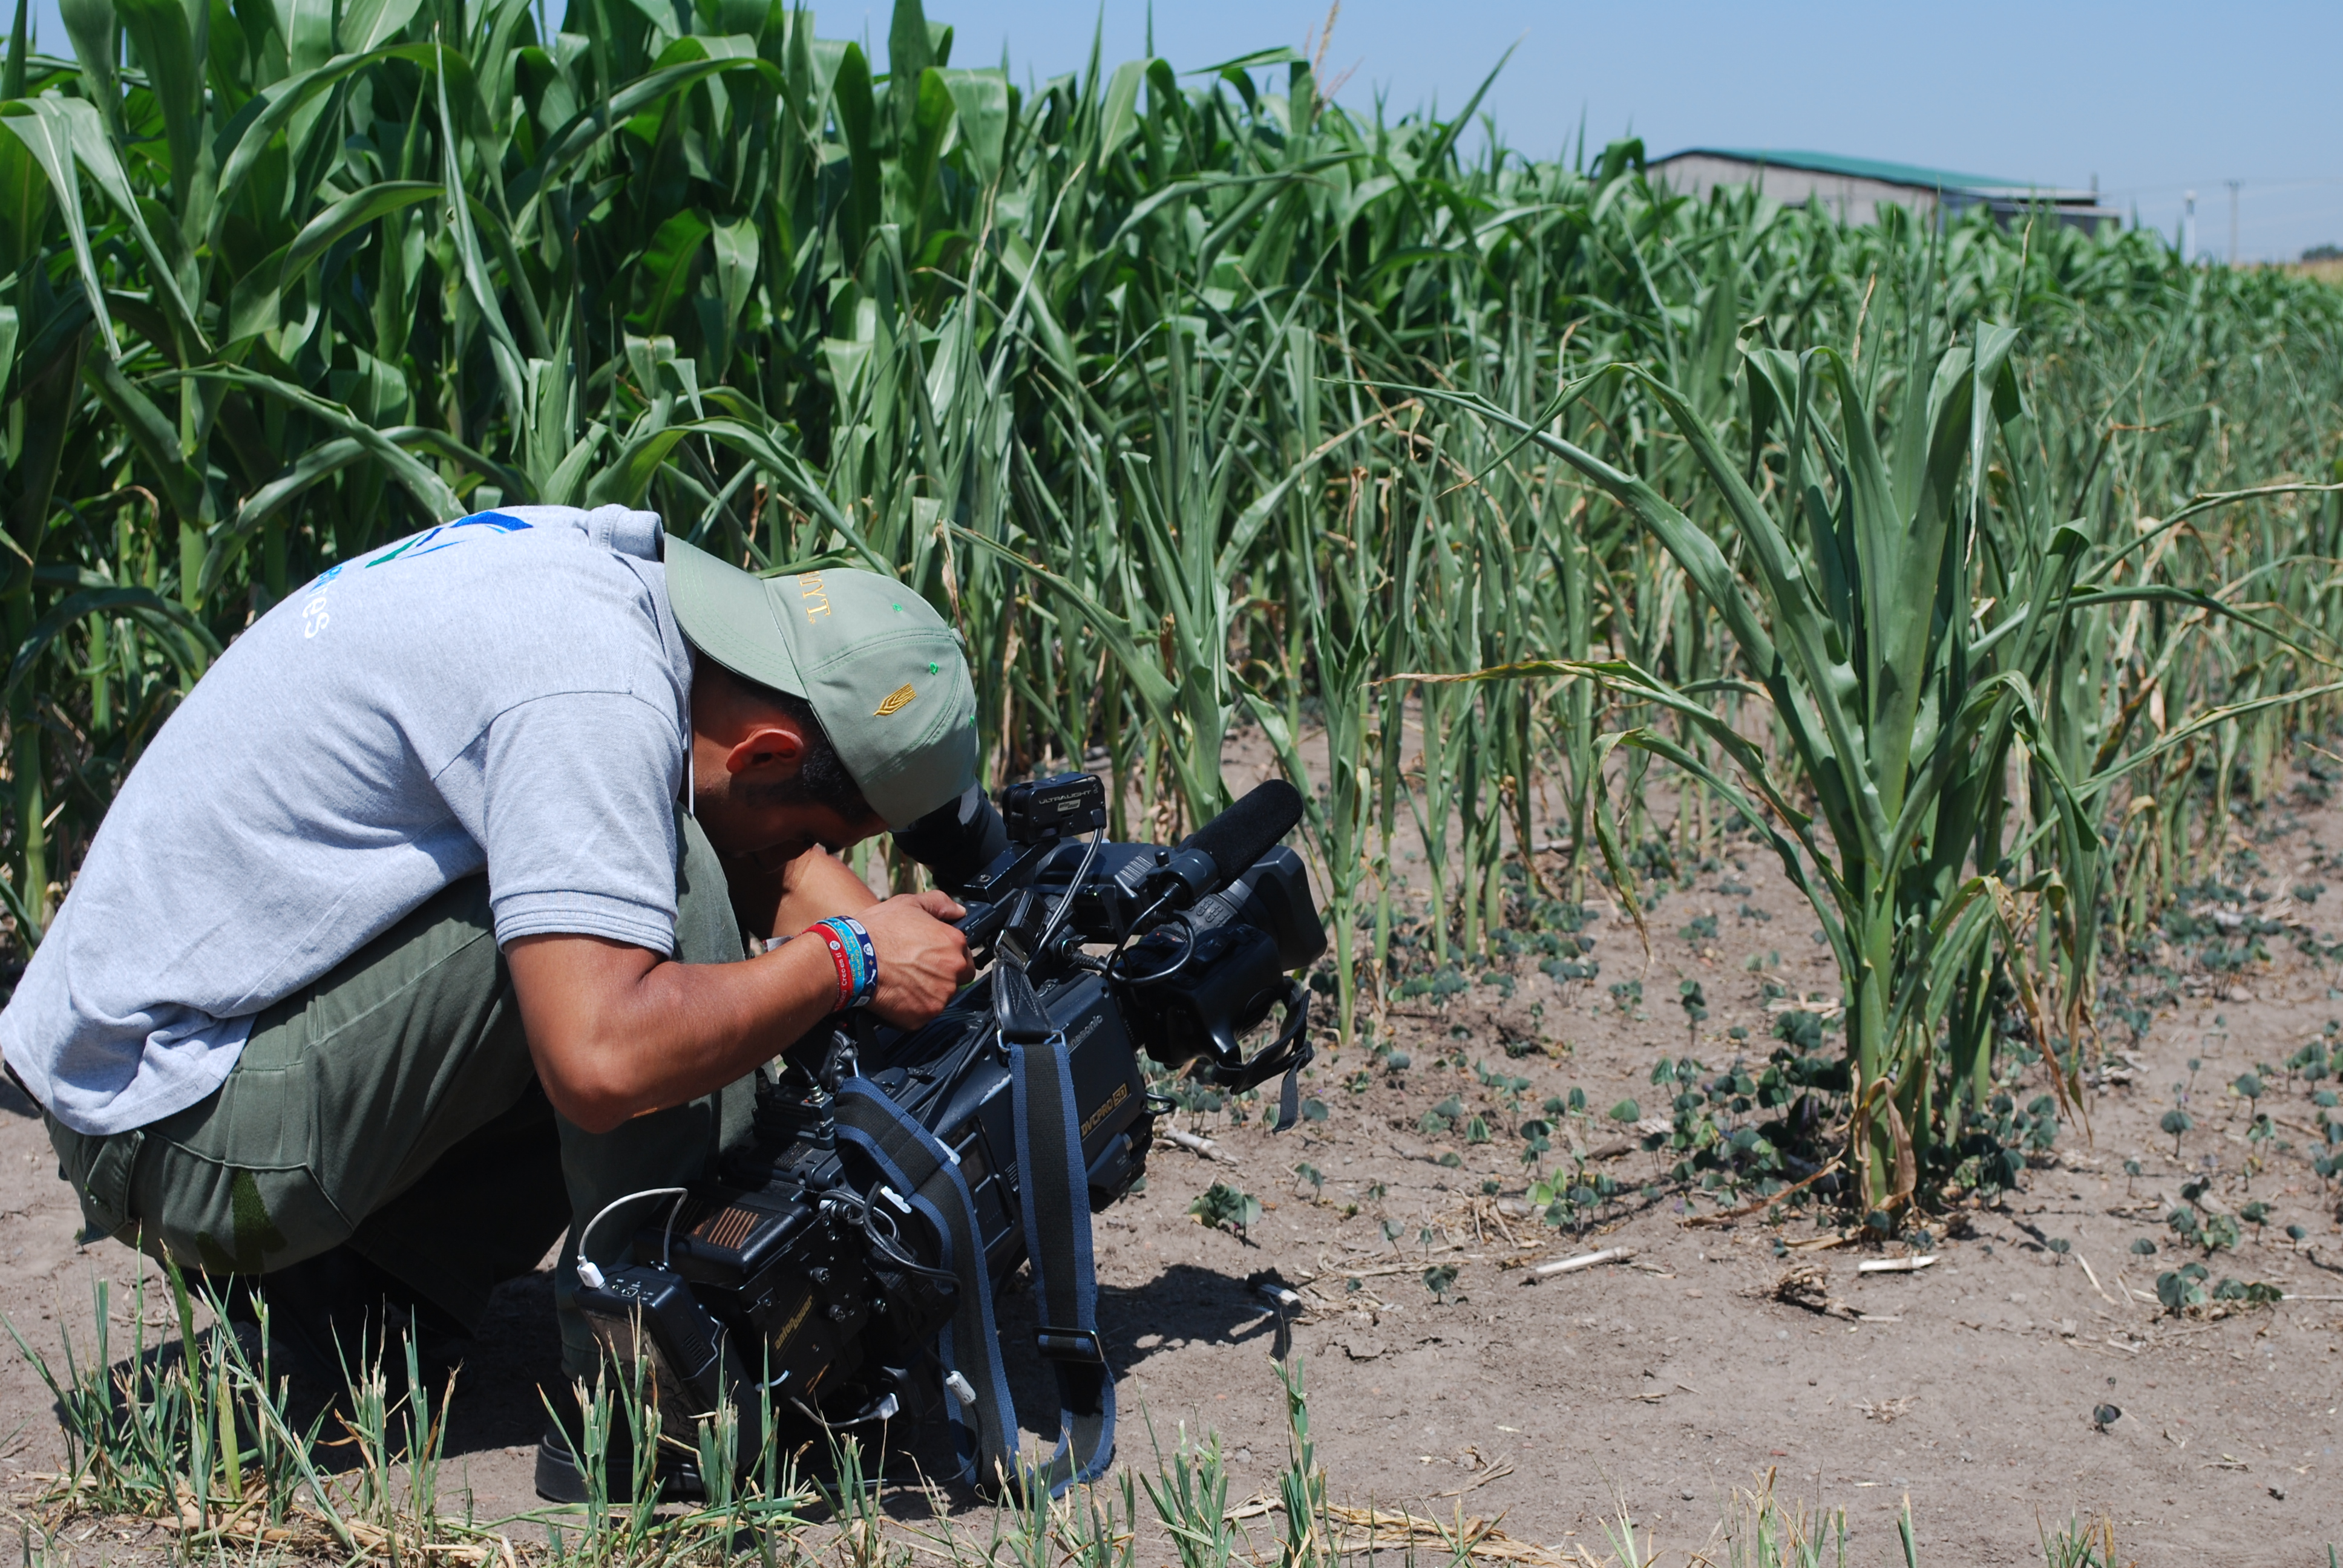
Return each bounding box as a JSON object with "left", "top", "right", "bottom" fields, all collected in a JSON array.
[{"left": 1, "top": 506, "right": 983, "bottom": 1489}]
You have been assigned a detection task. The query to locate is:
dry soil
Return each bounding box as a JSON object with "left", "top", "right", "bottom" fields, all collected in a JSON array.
[{"left": 4, "top": 759, "right": 2341, "bottom": 1566}]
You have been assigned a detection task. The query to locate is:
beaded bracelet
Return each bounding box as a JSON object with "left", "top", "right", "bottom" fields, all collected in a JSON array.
[{"left": 802, "top": 916, "right": 878, "bottom": 1011}]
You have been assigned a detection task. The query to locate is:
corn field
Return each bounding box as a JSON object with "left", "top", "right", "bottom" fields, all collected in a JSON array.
[{"left": 4, "top": 0, "right": 2343, "bottom": 1210}]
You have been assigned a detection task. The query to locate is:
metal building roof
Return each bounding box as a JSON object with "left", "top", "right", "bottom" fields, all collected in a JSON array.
[{"left": 1658, "top": 147, "right": 2079, "bottom": 198}]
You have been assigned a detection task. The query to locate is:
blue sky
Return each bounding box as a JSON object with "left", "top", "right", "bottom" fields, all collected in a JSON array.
[
  {"left": 927, "top": 0, "right": 2343, "bottom": 264},
  {"left": 18, "top": 0, "right": 2342, "bottom": 261}
]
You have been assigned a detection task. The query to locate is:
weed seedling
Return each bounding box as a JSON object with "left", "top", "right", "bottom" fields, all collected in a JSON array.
[
  {"left": 1139, "top": 1420, "right": 1235, "bottom": 1568},
  {"left": 2233, "top": 1071, "right": 2263, "bottom": 1116},
  {"left": 2157, "top": 1263, "right": 2210, "bottom": 1313},
  {"left": 1679, "top": 979, "right": 1708, "bottom": 1049},
  {"left": 2162, "top": 1107, "right": 2194, "bottom": 1155},
  {"left": 1190, "top": 1181, "right": 1262, "bottom": 1240}
]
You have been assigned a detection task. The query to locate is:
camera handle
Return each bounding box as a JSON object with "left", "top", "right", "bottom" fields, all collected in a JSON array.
[{"left": 1194, "top": 979, "right": 1316, "bottom": 1131}]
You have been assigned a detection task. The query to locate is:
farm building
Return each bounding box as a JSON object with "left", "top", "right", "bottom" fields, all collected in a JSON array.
[{"left": 1648, "top": 148, "right": 2122, "bottom": 233}]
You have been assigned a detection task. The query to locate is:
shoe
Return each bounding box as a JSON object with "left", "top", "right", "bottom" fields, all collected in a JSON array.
[{"left": 533, "top": 1409, "right": 705, "bottom": 1504}]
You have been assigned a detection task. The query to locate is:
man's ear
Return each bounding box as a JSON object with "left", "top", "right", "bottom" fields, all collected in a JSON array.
[{"left": 724, "top": 717, "right": 810, "bottom": 779}]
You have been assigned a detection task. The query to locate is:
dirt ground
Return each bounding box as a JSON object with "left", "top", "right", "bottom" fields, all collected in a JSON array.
[{"left": 4, "top": 752, "right": 2342, "bottom": 1566}]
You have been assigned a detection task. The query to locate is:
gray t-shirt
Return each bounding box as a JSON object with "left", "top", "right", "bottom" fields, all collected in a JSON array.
[{"left": 1, "top": 505, "right": 696, "bottom": 1136}]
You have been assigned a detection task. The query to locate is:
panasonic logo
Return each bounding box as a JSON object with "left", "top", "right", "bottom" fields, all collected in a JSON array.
[{"left": 772, "top": 1292, "right": 814, "bottom": 1350}]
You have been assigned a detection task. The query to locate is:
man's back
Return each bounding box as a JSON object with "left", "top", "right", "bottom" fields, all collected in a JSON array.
[{"left": 2, "top": 505, "right": 695, "bottom": 1137}]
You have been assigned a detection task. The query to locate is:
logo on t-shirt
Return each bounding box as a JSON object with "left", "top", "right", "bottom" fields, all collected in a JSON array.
[
  {"left": 364, "top": 512, "right": 533, "bottom": 569},
  {"left": 300, "top": 564, "right": 344, "bottom": 639}
]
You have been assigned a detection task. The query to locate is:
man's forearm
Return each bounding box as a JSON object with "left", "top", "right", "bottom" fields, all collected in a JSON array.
[
  {"left": 508, "top": 883, "right": 972, "bottom": 1133},
  {"left": 724, "top": 846, "right": 880, "bottom": 942},
  {"left": 509, "top": 932, "right": 843, "bottom": 1132},
  {"left": 771, "top": 848, "right": 881, "bottom": 935}
]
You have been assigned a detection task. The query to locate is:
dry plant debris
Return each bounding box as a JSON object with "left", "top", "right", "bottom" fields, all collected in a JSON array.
[
  {"left": 1224, "top": 1495, "right": 1573, "bottom": 1568},
  {"left": 1765, "top": 1262, "right": 1858, "bottom": 1319}
]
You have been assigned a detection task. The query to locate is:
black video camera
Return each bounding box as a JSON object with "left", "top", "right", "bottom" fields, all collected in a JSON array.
[{"left": 575, "top": 774, "right": 1323, "bottom": 1494}]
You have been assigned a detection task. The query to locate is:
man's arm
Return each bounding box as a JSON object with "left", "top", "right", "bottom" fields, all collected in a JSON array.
[
  {"left": 506, "top": 889, "right": 973, "bottom": 1132},
  {"left": 723, "top": 844, "right": 887, "bottom": 943}
]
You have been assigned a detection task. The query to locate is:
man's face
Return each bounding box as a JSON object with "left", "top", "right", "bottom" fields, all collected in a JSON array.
[
  {"left": 687, "top": 679, "right": 889, "bottom": 863},
  {"left": 714, "top": 797, "right": 888, "bottom": 869}
]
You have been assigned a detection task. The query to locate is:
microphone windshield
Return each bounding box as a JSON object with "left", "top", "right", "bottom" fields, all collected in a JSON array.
[{"left": 1184, "top": 780, "right": 1305, "bottom": 889}]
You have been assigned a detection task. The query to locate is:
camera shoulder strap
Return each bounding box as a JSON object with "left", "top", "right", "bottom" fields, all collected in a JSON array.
[
  {"left": 833, "top": 1037, "right": 1116, "bottom": 1498},
  {"left": 831, "top": 1080, "right": 1021, "bottom": 1491},
  {"left": 994, "top": 943, "right": 1116, "bottom": 1495},
  {"left": 1004, "top": 1025, "right": 1116, "bottom": 1495}
]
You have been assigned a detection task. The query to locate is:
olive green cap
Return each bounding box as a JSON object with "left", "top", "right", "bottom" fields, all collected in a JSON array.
[{"left": 663, "top": 534, "right": 978, "bottom": 829}]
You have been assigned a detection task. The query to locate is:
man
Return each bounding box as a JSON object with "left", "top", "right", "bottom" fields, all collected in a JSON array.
[{"left": 0, "top": 503, "right": 981, "bottom": 1493}]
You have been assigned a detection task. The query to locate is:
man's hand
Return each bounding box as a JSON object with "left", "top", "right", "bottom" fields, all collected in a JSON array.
[{"left": 859, "top": 890, "right": 974, "bottom": 1026}]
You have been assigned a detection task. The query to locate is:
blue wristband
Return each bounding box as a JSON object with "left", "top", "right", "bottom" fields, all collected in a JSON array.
[
  {"left": 802, "top": 916, "right": 879, "bottom": 1012},
  {"left": 830, "top": 916, "right": 878, "bottom": 1009}
]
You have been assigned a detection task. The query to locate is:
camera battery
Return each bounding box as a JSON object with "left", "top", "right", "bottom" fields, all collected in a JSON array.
[{"left": 575, "top": 1263, "right": 738, "bottom": 1442}]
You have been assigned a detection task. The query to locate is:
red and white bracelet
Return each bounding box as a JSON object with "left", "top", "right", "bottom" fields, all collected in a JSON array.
[{"left": 800, "top": 916, "right": 877, "bottom": 1011}]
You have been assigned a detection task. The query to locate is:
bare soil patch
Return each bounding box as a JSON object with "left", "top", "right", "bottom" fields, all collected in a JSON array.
[{"left": 5, "top": 763, "right": 2341, "bottom": 1565}]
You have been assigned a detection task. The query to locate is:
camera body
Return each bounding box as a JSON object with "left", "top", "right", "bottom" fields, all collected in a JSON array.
[{"left": 576, "top": 775, "right": 1323, "bottom": 1472}]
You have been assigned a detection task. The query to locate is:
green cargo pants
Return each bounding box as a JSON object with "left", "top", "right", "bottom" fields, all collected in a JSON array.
[{"left": 42, "top": 809, "right": 756, "bottom": 1377}]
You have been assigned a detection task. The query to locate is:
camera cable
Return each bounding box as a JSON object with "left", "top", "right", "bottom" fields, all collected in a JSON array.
[
  {"left": 1105, "top": 906, "right": 1198, "bottom": 988},
  {"left": 572, "top": 1186, "right": 690, "bottom": 1290},
  {"left": 1032, "top": 826, "right": 1104, "bottom": 957},
  {"left": 822, "top": 1188, "right": 958, "bottom": 1287}
]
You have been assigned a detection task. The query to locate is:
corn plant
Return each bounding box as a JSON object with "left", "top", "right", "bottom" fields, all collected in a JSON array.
[
  {"left": 4, "top": 0, "right": 2343, "bottom": 1081},
  {"left": 1418, "top": 315, "right": 2341, "bottom": 1215}
]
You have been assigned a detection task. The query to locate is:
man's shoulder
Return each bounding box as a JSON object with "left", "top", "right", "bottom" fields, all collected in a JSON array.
[
  {"left": 330, "top": 509, "right": 674, "bottom": 653},
  {"left": 346, "top": 506, "right": 660, "bottom": 589},
  {"left": 217, "top": 506, "right": 689, "bottom": 750}
]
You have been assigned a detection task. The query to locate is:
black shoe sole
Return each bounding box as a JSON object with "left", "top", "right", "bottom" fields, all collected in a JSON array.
[
  {"left": 533, "top": 1431, "right": 595, "bottom": 1504},
  {"left": 534, "top": 1426, "right": 704, "bottom": 1505}
]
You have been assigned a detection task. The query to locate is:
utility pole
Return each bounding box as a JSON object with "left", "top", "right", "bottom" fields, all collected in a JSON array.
[
  {"left": 2226, "top": 178, "right": 2243, "bottom": 266},
  {"left": 2182, "top": 190, "right": 2197, "bottom": 262}
]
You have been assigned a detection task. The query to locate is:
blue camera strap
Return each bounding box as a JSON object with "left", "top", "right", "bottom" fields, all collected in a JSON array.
[
  {"left": 832, "top": 1080, "right": 1019, "bottom": 1489},
  {"left": 1004, "top": 1023, "right": 1116, "bottom": 1493},
  {"left": 991, "top": 944, "right": 1115, "bottom": 1490},
  {"left": 834, "top": 1018, "right": 1115, "bottom": 1498}
]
